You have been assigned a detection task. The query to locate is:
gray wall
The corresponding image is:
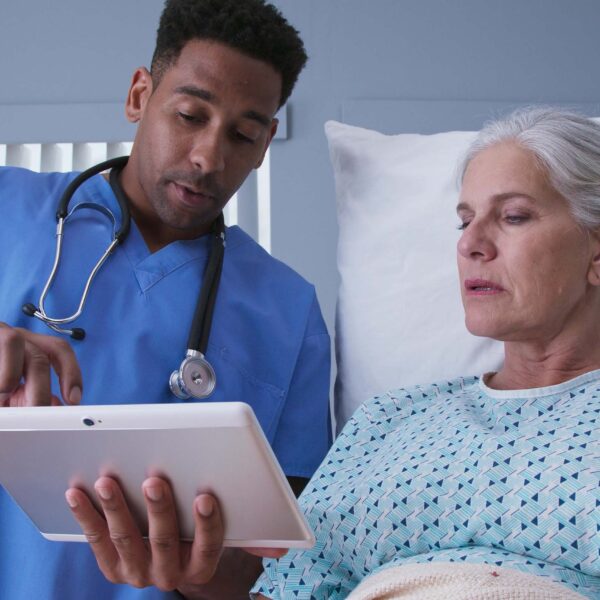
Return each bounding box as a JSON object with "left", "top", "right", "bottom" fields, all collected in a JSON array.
[{"left": 2, "top": 0, "right": 600, "bottom": 340}]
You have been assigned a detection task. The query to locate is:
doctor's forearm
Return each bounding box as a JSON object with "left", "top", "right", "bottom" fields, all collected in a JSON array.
[{"left": 177, "top": 548, "right": 263, "bottom": 600}]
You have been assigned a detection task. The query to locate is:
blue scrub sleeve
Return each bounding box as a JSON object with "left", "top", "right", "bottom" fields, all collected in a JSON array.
[{"left": 271, "top": 297, "right": 332, "bottom": 479}]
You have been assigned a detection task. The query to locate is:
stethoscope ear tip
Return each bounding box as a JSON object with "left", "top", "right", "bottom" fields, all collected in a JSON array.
[
  {"left": 22, "top": 302, "right": 86, "bottom": 340},
  {"left": 22, "top": 303, "right": 38, "bottom": 317}
]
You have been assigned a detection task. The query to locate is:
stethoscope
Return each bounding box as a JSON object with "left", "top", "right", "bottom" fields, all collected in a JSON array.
[{"left": 22, "top": 156, "right": 225, "bottom": 400}]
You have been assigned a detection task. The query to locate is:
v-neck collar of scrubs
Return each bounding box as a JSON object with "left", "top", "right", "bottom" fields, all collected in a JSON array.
[{"left": 79, "top": 172, "right": 246, "bottom": 293}]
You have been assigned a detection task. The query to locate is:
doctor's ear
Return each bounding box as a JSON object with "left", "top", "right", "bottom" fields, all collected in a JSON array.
[
  {"left": 255, "top": 119, "right": 279, "bottom": 169},
  {"left": 125, "top": 68, "right": 154, "bottom": 123}
]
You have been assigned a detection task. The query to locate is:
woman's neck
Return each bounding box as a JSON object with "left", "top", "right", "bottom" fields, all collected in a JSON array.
[
  {"left": 487, "top": 287, "right": 600, "bottom": 390},
  {"left": 490, "top": 334, "right": 600, "bottom": 390}
]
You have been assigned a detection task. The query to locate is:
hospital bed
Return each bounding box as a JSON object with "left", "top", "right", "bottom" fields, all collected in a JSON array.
[
  {"left": 326, "top": 98, "right": 600, "bottom": 429},
  {"left": 318, "top": 99, "right": 599, "bottom": 599}
]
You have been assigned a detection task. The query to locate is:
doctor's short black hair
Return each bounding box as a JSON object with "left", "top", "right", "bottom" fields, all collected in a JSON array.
[{"left": 151, "top": 0, "right": 307, "bottom": 108}]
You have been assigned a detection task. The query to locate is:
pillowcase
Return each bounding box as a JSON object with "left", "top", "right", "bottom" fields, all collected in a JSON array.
[{"left": 325, "top": 121, "right": 504, "bottom": 430}]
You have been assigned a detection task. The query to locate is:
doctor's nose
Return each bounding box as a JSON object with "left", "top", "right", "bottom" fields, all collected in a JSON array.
[
  {"left": 190, "top": 132, "right": 226, "bottom": 174},
  {"left": 457, "top": 220, "right": 497, "bottom": 261}
]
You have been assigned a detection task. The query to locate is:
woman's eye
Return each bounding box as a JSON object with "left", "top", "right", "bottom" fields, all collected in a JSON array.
[
  {"left": 504, "top": 214, "right": 529, "bottom": 224},
  {"left": 457, "top": 221, "right": 470, "bottom": 230}
]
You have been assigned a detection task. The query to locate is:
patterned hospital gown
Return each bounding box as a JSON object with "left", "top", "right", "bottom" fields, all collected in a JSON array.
[{"left": 252, "top": 372, "right": 600, "bottom": 599}]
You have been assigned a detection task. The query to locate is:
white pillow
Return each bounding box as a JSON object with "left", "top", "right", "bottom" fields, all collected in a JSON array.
[{"left": 325, "top": 121, "right": 504, "bottom": 430}]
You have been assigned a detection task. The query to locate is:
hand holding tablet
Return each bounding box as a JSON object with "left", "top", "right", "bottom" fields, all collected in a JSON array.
[
  {"left": 0, "top": 402, "right": 312, "bottom": 591},
  {"left": 0, "top": 402, "right": 314, "bottom": 545},
  {"left": 66, "top": 474, "right": 286, "bottom": 591},
  {"left": 67, "top": 475, "right": 230, "bottom": 589}
]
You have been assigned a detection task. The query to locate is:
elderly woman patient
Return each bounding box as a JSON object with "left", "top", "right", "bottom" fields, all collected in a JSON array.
[{"left": 252, "top": 107, "right": 600, "bottom": 599}]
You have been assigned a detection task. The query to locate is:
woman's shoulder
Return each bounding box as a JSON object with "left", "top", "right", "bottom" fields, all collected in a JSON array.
[
  {"left": 346, "top": 375, "right": 481, "bottom": 429},
  {"left": 371, "top": 374, "right": 480, "bottom": 407}
]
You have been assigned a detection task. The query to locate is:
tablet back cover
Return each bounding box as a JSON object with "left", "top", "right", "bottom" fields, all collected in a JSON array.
[{"left": 0, "top": 402, "right": 314, "bottom": 548}]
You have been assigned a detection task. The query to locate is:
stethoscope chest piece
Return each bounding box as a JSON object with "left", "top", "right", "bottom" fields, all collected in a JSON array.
[{"left": 169, "top": 350, "right": 216, "bottom": 400}]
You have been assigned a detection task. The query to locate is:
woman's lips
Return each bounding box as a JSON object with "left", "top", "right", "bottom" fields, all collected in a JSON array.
[{"left": 464, "top": 278, "right": 505, "bottom": 295}]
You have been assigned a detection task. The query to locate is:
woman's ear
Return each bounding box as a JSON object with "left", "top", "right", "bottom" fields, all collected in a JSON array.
[
  {"left": 587, "top": 230, "right": 600, "bottom": 286},
  {"left": 125, "top": 68, "right": 153, "bottom": 123}
]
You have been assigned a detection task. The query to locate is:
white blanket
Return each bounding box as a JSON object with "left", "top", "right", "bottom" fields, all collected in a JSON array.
[{"left": 347, "top": 563, "right": 587, "bottom": 600}]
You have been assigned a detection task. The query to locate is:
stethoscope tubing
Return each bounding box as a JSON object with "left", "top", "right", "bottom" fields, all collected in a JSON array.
[
  {"left": 36, "top": 204, "right": 120, "bottom": 326},
  {"left": 187, "top": 214, "right": 225, "bottom": 354},
  {"left": 23, "top": 157, "right": 131, "bottom": 339},
  {"left": 57, "top": 157, "right": 131, "bottom": 241}
]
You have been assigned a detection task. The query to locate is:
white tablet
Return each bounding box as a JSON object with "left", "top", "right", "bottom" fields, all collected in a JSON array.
[{"left": 0, "top": 402, "right": 315, "bottom": 548}]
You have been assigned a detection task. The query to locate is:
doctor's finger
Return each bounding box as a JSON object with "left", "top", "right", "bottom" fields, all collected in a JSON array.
[
  {"left": 142, "top": 477, "right": 182, "bottom": 590},
  {"left": 19, "top": 329, "right": 83, "bottom": 405},
  {"left": 184, "top": 494, "right": 224, "bottom": 584},
  {"left": 0, "top": 325, "right": 26, "bottom": 402},
  {"left": 22, "top": 340, "right": 53, "bottom": 406},
  {"left": 244, "top": 547, "right": 289, "bottom": 559},
  {"left": 65, "top": 487, "right": 121, "bottom": 580},
  {"left": 93, "top": 476, "right": 150, "bottom": 584}
]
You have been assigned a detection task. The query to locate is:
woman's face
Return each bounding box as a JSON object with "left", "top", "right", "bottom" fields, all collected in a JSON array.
[{"left": 457, "top": 141, "right": 600, "bottom": 343}]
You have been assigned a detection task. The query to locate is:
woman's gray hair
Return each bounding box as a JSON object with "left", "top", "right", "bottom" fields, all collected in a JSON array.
[{"left": 460, "top": 107, "right": 600, "bottom": 229}]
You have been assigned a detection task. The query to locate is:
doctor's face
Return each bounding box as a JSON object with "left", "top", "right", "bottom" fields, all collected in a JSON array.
[
  {"left": 123, "top": 39, "right": 280, "bottom": 245},
  {"left": 457, "top": 141, "right": 600, "bottom": 343}
]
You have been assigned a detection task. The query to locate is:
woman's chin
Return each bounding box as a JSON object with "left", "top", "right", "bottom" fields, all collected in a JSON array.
[{"left": 464, "top": 318, "right": 506, "bottom": 340}]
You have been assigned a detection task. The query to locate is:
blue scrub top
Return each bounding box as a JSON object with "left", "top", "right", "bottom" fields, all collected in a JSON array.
[{"left": 0, "top": 166, "right": 332, "bottom": 599}]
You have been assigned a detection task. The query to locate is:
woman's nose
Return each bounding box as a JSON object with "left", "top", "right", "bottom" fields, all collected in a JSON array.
[{"left": 457, "top": 220, "right": 497, "bottom": 261}]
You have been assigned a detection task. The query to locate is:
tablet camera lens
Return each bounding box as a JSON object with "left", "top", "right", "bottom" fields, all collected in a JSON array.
[{"left": 82, "top": 417, "right": 95, "bottom": 427}]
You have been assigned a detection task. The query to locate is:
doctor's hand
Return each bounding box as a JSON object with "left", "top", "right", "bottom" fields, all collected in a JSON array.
[
  {"left": 66, "top": 476, "right": 287, "bottom": 598},
  {"left": 0, "top": 322, "right": 82, "bottom": 407},
  {"left": 66, "top": 476, "right": 226, "bottom": 594}
]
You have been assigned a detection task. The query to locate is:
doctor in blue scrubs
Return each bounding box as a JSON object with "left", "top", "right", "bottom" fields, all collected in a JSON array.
[{"left": 0, "top": 1, "right": 331, "bottom": 598}]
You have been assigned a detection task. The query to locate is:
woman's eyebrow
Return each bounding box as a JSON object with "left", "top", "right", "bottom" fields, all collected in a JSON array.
[
  {"left": 456, "top": 192, "right": 537, "bottom": 213},
  {"left": 490, "top": 191, "right": 537, "bottom": 203}
]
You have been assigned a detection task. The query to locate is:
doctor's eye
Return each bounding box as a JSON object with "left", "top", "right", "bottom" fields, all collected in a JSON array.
[
  {"left": 234, "top": 132, "right": 256, "bottom": 144},
  {"left": 177, "top": 111, "right": 204, "bottom": 125}
]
